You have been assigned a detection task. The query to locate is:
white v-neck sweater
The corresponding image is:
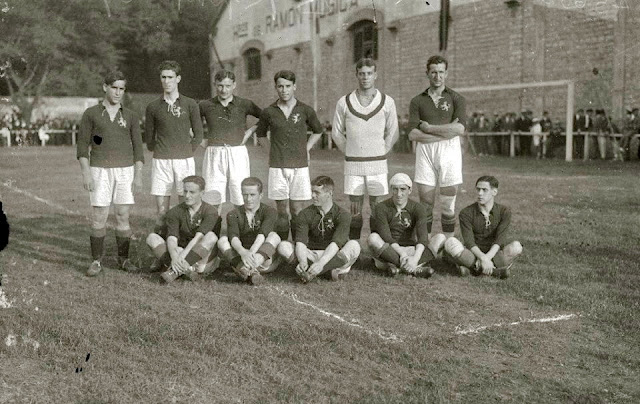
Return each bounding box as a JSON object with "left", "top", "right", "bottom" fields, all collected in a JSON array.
[{"left": 332, "top": 90, "right": 398, "bottom": 176}]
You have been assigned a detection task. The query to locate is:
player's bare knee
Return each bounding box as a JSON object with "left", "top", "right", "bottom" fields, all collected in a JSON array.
[
  {"left": 504, "top": 241, "right": 523, "bottom": 257},
  {"left": 91, "top": 207, "right": 109, "bottom": 229},
  {"left": 418, "top": 185, "right": 436, "bottom": 205},
  {"left": 344, "top": 239, "right": 361, "bottom": 258},
  {"left": 440, "top": 195, "right": 457, "bottom": 216},
  {"left": 367, "top": 233, "right": 384, "bottom": 250},
  {"left": 277, "top": 240, "right": 294, "bottom": 258},
  {"left": 146, "top": 233, "right": 164, "bottom": 248},
  {"left": 217, "top": 236, "right": 230, "bottom": 250},
  {"left": 444, "top": 237, "right": 464, "bottom": 257},
  {"left": 201, "top": 232, "right": 218, "bottom": 249},
  {"left": 265, "top": 232, "right": 281, "bottom": 246}
]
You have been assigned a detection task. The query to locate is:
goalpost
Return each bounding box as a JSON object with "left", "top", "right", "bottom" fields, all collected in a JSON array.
[{"left": 454, "top": 80, "right": 575, "bottom": 162}]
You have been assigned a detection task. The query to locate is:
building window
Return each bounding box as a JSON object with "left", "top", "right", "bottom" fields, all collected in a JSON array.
[
  {"left": 244, "top": 48, "right": 261, "bottom": 81},
  {"left": 352, "top": 20, "right": 378, "bottom": 63}
]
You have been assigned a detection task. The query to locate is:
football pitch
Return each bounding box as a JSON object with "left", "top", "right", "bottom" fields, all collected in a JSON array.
[{"left": 1, "top": 146, "right": 639, "bottom": 403}]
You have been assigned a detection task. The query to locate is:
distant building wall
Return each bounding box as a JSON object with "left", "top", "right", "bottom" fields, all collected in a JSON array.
[{"left": 211, "top": 0, "right": 632, "bottom": 124}]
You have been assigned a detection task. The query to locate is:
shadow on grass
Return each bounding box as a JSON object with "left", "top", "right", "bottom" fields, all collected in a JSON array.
[{"left": 6, "top": 214, "right": 156, "bottom": 273}]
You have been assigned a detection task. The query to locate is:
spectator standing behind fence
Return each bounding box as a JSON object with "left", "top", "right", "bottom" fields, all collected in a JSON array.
[
  {"left": 530, "top": 118, "right": 543, "bottom": 159},
  {"left": 475, "top": 111, "right": 490, "bottom": 156}
]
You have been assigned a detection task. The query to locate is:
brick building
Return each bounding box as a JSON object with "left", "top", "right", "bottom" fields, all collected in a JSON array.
[{"left": 210, "top": 0, "right": 639, "bottom": 125}]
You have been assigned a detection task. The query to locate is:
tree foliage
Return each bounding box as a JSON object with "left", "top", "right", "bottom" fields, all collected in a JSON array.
[{"left": 0, "top": 0, "right": 226, "bottom": 121}]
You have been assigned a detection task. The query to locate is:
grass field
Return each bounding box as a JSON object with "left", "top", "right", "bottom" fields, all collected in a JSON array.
[{"left": 1, "top": 145, "right": 639, "bottom": 403}]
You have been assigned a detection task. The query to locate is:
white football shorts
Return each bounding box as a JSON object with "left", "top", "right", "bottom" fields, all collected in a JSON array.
[
  {"left": 150, "top": 157, "right": 195, "bottom": 197},
  {"left": 202, "top": 145, "right": 250, "bottom": 205},
  {"left": 414, "top": 137, "right": 463, "bottom": 187},
  {"left": 268, "top": 167, "right": 311, "bottom": 201},
  {"left": 90, "top": 166, "right": 135, "bottom": 207},
  {"left": 344, "top": 173, "right": 388, "bottom": 196}
]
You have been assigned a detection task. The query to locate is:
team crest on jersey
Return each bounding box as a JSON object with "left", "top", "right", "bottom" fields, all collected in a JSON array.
[
  {"left": 440, "top": 101, "right": 450, "bottom": 111},
  {"left": 249, "top": 218, "right": 261, "bottom": 230},
  {"left": 291, "top": 113, "right": 301, "bottom": 123},
  {"left": 168, "top": 104, "right": 183, "bottom": 118},
  {"left": 117, "top": 116, "right": 127, "bottom": 128}
]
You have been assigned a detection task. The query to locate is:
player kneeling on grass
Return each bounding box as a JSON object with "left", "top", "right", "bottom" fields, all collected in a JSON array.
[
  {"left": 217, "top": 177, "right": 281, "bottom": 286},
  {"left": 444, "top": 175, "right": 522, "bottom": 279},
  {"left": 277, "top": 176, "right": 361, "bottom": 283},
  {"left": 368, "top": 173, "right": 446, "bottom": 277},
  {"left": 146, "top": 176, "right": 219, "bottom": 283}
]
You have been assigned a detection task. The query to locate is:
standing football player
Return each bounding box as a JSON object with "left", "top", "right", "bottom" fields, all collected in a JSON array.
[
  {"left": 199, "top": 70, "right": 262, "bottom": 208},
  {"left": 408, "top": 55, "right": 467, "bottom": 238},
  {"left": 77, "top": 71, "right": 144, "bottom": 276},
  {"left": 145, "top": 60, "right": 203, "bottom": 238},
  {"left": 255, "top": 70, "right": 324, "bottom": 241},
  {"left": 331, "top": 58, "right": 398, "bottom": 240}
]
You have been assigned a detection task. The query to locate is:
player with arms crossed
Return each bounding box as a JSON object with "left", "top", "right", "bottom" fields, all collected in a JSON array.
[
  {"left": 145, "top": 176, "right": 219, "bottom": 282},
  {"left": 217, "top": 177, "right": 281, "bottom": 285},
  {"left": 277, "top": 176, "right": 361, "bottom": 283},
  {"left": 332, "top": 58, "right": 399, "bottom": 240},
  {"left": 256, "top": 70, "right": 324, "bottom": 240},
  {"left": 368, "top": 173, "right": 446, "bottom": 277},
  {"left": 199, "top": 70, "right": 262, "bottom": 208},
  {"left": 408, "top": 55, "right": 467, "bottom": 238},
  {"left": 77, "top": 71, "right": 144, "bottom": 276},
  {"left": 444, "top": 176, "right": 523, "bottom": 278}
]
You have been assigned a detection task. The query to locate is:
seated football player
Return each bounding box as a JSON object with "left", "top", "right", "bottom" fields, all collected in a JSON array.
[
  {"left": 367, "top": 173, "right": 446, "bottom": 277},
  {"left": 217, "top": 177, "right": 282, "bottom": 286},
  {"left": 444, "top": 175, "right": 522, "bottom": 279},
  {"left": 277, "top": 176, "right": 361, "bottom": 283},
  {"left": 145, "top": 175, "right": 220, "bottom": 282}
]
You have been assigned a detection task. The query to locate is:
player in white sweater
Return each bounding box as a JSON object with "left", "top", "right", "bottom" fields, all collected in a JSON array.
[{"left": 331, "top": 58, "right": 399, "bottom": 240}]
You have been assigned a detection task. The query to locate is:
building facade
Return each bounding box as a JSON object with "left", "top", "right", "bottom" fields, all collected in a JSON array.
[{"left": 211, "top": 0, "right": 639, "bottom": 124}]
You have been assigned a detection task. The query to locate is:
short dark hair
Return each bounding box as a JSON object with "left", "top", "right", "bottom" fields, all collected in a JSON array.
[
  {"left": 311, "top": 175, "right": 334, "bottom": 191},
  {"left": 274, "top": 70, "right": 296, "bottom": 84},
  {"left": 157, "top": 60, "right": 181, "bottom": 76},
  {"left": 356, "top": 58, "right": 377, "bottom": 72},
  {"left": 476, "top": 175, "right": 499, "bottom": 189},
  {"left": 183, "top": 175, "right": 206, "bottom": 191},
  {"left": 426, "top": 55, "right": 448, "bottom": 71},
  {"left": 241, "top": 176, "right": 263, "bottom": 193},
  {"left": 214, "top": 70, "right": 235, "bottom": 83},
  {"left": 103, "top": 70, "right": 126, "bottom": 86}
]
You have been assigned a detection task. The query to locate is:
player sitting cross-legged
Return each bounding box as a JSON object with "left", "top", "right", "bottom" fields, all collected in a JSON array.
[
  {"left": 367, "top": 173, "right": 446, "bottom": 277},
  {"left": 216, "top": 177, "right": 282, "bottom": 286},
  {"left": 444, "top": 175, "right": 523, "bottom": 279},
  {"left": 277, "top": 176, "right": 361, "bottom": 283},
  {"left": 146, "top": 176, "right": 220, "bottom": 282}
]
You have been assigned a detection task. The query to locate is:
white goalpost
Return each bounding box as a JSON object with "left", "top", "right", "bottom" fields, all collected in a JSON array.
[{"left": 454, "top": 80, "right": 575, "bottom": 162}]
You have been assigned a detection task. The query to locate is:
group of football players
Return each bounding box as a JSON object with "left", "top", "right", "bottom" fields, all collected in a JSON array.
[{"left": 77, "top": 55, "right": 522, "bottom": 284}]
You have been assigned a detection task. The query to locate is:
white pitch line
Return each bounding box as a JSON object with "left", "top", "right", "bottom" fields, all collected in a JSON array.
[
  {"left": 455, "top": 313, "right": 580, "bottom": 335},
  {"left": 1, "top": 180, "right": 82, "bottom": 216},
  {"left": 270, "top": 286, "right": 402, "bottom": 343}
]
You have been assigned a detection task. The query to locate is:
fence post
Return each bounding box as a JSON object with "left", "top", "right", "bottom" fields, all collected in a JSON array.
[
  {"left": 583, "top": 132, "right": 590, "bottom": 161},
  {"left": 510, "top": 132, "right": 515, "bottom": 157},
  {"left": 72, "top": 124, "right": 77, "bottom": 145},
  {"left": 542, "top": 133, "right": 547, "bottom": 157}
]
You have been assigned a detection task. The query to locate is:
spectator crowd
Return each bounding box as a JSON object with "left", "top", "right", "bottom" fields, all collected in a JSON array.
[{"left": 2, "top": 104, "right": 639, "bottom": 161}]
